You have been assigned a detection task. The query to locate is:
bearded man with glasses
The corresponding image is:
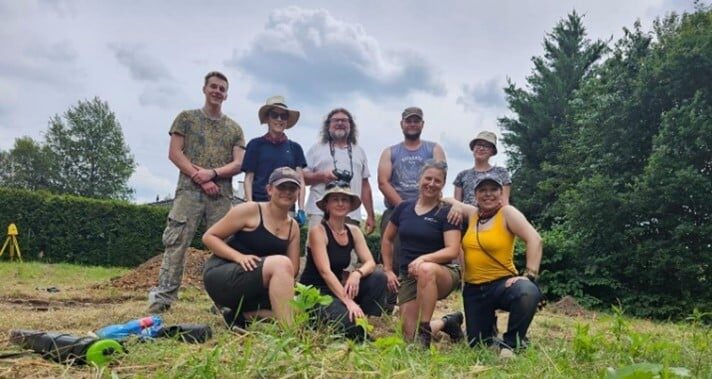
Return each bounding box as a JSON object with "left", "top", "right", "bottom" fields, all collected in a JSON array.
[
  {"left": 243, "top": 96, "right": 307, "bottom": 223},
  {"left": 303, "top": 108, "right": 376, "bottom": 233}
]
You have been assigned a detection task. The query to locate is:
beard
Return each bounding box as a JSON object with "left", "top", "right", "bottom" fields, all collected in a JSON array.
[
  {"left": 329, "top": 129, "right": 349, "bottom": 141},
  {"left": 403, "top": 130, "right": 421, "bottom": 141}
]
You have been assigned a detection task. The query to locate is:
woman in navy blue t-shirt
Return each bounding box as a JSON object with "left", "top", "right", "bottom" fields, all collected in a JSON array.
[{"left": 381, "top": 160, "right": 464, "bottom": 347}]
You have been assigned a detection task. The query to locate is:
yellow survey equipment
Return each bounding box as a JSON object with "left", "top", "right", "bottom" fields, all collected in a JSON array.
[{"left": 0, "top": 223, "right": 22, "bottom": 262}]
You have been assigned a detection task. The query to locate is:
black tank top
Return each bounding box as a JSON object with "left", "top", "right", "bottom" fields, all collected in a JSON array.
[
  {"left": 204, "top": 204, "right": 292, "bottom": 270},
  {"left": 300, "top": 221, "right": 354, "bottom": 294}
]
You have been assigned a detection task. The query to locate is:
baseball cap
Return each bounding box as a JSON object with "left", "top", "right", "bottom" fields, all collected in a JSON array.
[
  {"left": 268, "top": 167, "right": 301, "bottom": 187},
  {"left": 401, "top": 107, "right": 423, "bottom": 120}
]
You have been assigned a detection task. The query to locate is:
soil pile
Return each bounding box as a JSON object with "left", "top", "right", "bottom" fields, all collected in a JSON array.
[
  {"left": 107, "top": 248, "right": 211, "bottom": 291},
  {"left": 549, "top": 295, "right": 587, "bottom": 316}
]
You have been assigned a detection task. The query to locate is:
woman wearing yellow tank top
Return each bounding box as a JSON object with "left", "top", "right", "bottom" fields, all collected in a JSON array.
[{"left": 445, "top": 173, "right": 542, "bottom": 357}]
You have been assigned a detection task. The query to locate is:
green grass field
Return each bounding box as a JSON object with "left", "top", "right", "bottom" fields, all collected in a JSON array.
[{"left": 0, "top": 261, "right": 709, "bottom": 378}]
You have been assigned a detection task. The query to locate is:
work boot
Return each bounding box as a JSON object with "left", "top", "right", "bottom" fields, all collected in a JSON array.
[
  {"left": 441, "top": 311, "right": 464, "bottom": 342},
  {"left": 148, "top": 302, "right": 170, "bottom": 314},
  {"left": 415, "top": 322, "right": 432, "bottom": 348}
]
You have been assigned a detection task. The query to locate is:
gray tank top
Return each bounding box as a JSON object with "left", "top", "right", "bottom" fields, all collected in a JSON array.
[{"left": 385, "top": 140, "right": 435, "bottom": 208}]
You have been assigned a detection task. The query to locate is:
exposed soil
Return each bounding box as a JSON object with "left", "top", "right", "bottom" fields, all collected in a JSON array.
[
  {"left": 102, "top": 248, "right": 210, "bottom": 291},
  {"left": 548, "top": 295, "right": 587, "bottom": 317}
]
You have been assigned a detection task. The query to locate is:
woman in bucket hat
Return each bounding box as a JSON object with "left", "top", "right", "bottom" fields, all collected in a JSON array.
[
  {"left": 202, "top": 167, "right": 302, "bottom": 328},
  {"left": 243, "top": 96, "right": 307, "bottom": 222},
  {"left": 299, "top": 181, "right": 387, "bottom": 340},
  {"left": 453, "top": 131, "right": 511, "bottom": 206}
]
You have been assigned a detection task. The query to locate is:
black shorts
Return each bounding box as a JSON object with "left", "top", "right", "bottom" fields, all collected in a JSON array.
[{"left": 203, "top": 258, "right": 271, "bottom": 314}]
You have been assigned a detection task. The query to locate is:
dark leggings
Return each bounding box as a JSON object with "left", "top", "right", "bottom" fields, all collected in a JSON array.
[
  {"left": 314, "top": 270, "right": 387, "bottom": 340},
  {"left": 463, "top": 277, "right": 541, "bottom": 349}
]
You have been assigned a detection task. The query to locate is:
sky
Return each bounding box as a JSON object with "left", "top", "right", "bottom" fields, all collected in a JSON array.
[{"left": 0, "top": 0, "right": 696, "bottom": 212}]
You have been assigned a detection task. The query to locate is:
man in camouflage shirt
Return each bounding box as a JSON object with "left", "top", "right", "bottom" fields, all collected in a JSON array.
[{"left": 148, "top": 71, "right": 245, "bottom": 313}]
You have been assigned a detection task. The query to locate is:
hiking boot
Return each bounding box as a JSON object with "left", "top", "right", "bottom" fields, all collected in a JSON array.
[
  {"left": 148, "top": 302, "right": 170, "bottom": 314},
  {"left": 415, "top": 322, "right": 432, "bottom": 348},
  {"left": 441, "top": 311, "right": 464, "bottom": 342}
]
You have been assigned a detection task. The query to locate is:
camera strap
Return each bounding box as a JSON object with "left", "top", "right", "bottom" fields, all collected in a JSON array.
[{"left": 329, "top": 141, "right": 354, "bottom": 177}]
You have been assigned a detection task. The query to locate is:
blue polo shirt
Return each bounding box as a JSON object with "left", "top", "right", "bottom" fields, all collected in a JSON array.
[{"left": 242, "top": 136, "right": 306, "bottom": 201}]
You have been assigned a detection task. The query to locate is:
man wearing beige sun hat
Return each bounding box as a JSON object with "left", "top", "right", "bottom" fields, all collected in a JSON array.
[{"left": 243, "top": 96, "right": 307, "bottom": 222}]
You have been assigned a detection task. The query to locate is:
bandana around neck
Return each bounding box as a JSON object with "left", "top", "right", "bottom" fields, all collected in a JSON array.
[{"left": 264, "top": 132, "right": 287, "bottom": 145}]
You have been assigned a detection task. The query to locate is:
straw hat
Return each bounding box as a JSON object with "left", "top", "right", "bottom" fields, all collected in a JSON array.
[{"left": 258, "top": 95, "right": 300, "bottom": 129}]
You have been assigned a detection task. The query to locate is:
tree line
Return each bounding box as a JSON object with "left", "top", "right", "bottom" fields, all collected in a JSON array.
[
  {"left": 1, "top": 7, "right": 709, "bottom": 320},
  {"left": 502, "top": 7, "right": 711, "bottom": 319},
  {"left": 0, "top": 97, "right": 135, "bottom": 200}
]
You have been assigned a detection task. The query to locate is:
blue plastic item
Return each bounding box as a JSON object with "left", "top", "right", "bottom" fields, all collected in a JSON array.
[
  {"left": 96, "top": 315, "right": 163, "bottom": 341},
  {"left": 295, "top": 209, "right": 307, "bottom": 226}
]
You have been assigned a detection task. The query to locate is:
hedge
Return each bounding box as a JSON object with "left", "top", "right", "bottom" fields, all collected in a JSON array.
[{"left": 0, "top": 188, "right": 384, "bottom": 267}]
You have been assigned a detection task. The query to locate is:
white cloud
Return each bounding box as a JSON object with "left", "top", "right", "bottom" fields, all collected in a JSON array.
[
  {"left": 110, "top": 44, "right": 172, "bottom": 82},
  {"left": 129, "top": 165, "right": 174, "bottom": 204},
  {"left": 226, "top": 6, "right": 446, "bottom": 104},
  {"left": 457, "top": 77, "right": 508, "bottom": 112}
]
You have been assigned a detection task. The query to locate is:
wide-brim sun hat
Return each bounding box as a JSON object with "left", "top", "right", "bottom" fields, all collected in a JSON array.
[
  {"left": 258, "top": 95, "right": 300, "bottom": 129},
  {"left": 469, "top": 130, "right": 498, "bottom": 155},
  {"left": 316, "top": 182, "right": 362, "bottom": 212}
]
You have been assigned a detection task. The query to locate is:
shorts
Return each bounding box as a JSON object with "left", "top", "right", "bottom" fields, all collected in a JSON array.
[
  {"left": 203, "top": 257, "right": 272, "bottom": 315},
  {"left": 397, "top": 264, "right": 461, "bottom": 304}
]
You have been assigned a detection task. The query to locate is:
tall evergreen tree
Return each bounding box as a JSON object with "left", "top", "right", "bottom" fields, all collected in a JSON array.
[{"left": 499, "top": 11, "right": 606, "bottom": 226}]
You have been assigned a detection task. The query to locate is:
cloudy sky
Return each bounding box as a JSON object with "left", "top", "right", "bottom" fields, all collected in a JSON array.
[{"left": 0, "top": 0, "right": 694, "bottom": 211}]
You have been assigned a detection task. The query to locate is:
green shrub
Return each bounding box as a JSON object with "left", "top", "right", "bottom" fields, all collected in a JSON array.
[{"left": 0, "top": 187, "right": 178, "bottom": 267}]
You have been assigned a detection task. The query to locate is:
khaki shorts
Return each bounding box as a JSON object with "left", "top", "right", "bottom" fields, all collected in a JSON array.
[{"left": 397, "top": 264, "right": 461, "bottom": 304}]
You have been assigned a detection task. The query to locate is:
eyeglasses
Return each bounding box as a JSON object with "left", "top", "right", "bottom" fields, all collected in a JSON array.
[
  {"left": 473, "top": 142, "right": 493, "bottom": 150},
  {"left": 269, "top": 111, "right": 289, "bottom": 121},
  {"left": 330, "top": 118, "right": 350, "bottom": 124},
  {"left": 325, "top": 180, "right": 351, "bottom": 190}
]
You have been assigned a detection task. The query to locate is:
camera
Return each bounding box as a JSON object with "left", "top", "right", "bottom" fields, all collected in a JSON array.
[{"left": 332, "top": 169, "right": 353, "bottom": 183}]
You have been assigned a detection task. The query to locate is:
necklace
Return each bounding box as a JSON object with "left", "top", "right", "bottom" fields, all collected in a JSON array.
[{"left": 327, "top": 221, "right": 347, "bottom": 236}]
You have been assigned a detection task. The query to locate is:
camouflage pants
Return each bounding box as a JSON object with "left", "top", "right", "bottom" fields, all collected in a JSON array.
[{"left": 148, "top": 189, "right": 231, "bottom": 306}]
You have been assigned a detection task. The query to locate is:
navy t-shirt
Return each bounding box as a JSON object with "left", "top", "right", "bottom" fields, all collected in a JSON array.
[
  {"left": 242, "top": 136, "right": 307, "bottom": 201},
  {"left": 389, "top": 200, "right": 460, "bottom": 274}
]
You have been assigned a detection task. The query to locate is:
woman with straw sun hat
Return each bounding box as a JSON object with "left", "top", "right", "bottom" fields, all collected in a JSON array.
[{"left": 243, "top": 96, "right": 307, "bottom": 223}]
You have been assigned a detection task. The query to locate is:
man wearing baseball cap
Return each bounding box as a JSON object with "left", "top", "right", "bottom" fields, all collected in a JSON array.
[{"left": 376, "top": 106, "right": 446, "bottom": 312}]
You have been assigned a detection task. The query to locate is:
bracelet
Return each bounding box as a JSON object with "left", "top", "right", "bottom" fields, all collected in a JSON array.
[
  {"left": 212, "top": 169, "right": 219, "bottom": 178},
  {"left": 354, "top": 268, "right": 364, "bottom": 277}
]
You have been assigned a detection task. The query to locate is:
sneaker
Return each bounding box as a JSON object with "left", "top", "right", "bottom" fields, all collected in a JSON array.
[
  {"left": 148, "top": 302, "right": 170, "bottom": 314},
  {"left": 441, "top": 312, "right": 464, "bottom": 342},
  {"left": 415, "top": 322, "right": 432, "bottom": 348}
]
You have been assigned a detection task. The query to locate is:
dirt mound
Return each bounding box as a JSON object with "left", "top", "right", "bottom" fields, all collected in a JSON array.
[
  {"left": 105, "top": 248, "right": 211, "bottom": 291},
  {"left": 548, "top": 295, "right": 587, "bottom": 316}
]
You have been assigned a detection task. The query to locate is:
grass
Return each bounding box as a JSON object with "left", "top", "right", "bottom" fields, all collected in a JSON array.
[{"left": 0, "top": 261, "right": 710, "bottom": 378}]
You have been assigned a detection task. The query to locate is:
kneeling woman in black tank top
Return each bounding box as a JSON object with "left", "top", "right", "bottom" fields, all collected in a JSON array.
[
  {"left": 300, "top": 182, "right": 386, "bottom": 340},
  {"left": 203, "top": 167, "right": 302, "bottom": 328}
]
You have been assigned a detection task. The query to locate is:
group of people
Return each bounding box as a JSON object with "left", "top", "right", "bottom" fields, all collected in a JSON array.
[{"left": 146, "top": 71, "right": 542, "bottom": 355}]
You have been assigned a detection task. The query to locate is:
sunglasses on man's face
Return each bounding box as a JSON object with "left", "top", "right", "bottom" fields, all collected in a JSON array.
[{"left": 269, "top": 111, "right": 289, "bottom": 121}]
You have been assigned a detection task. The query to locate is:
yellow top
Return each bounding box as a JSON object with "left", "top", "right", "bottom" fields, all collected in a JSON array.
[
  {"left": 7, "top": 223, "right": 18, "bottom": 236},
  {"left": 461, "top": 209, "right": 516, "bottom": 284}
]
